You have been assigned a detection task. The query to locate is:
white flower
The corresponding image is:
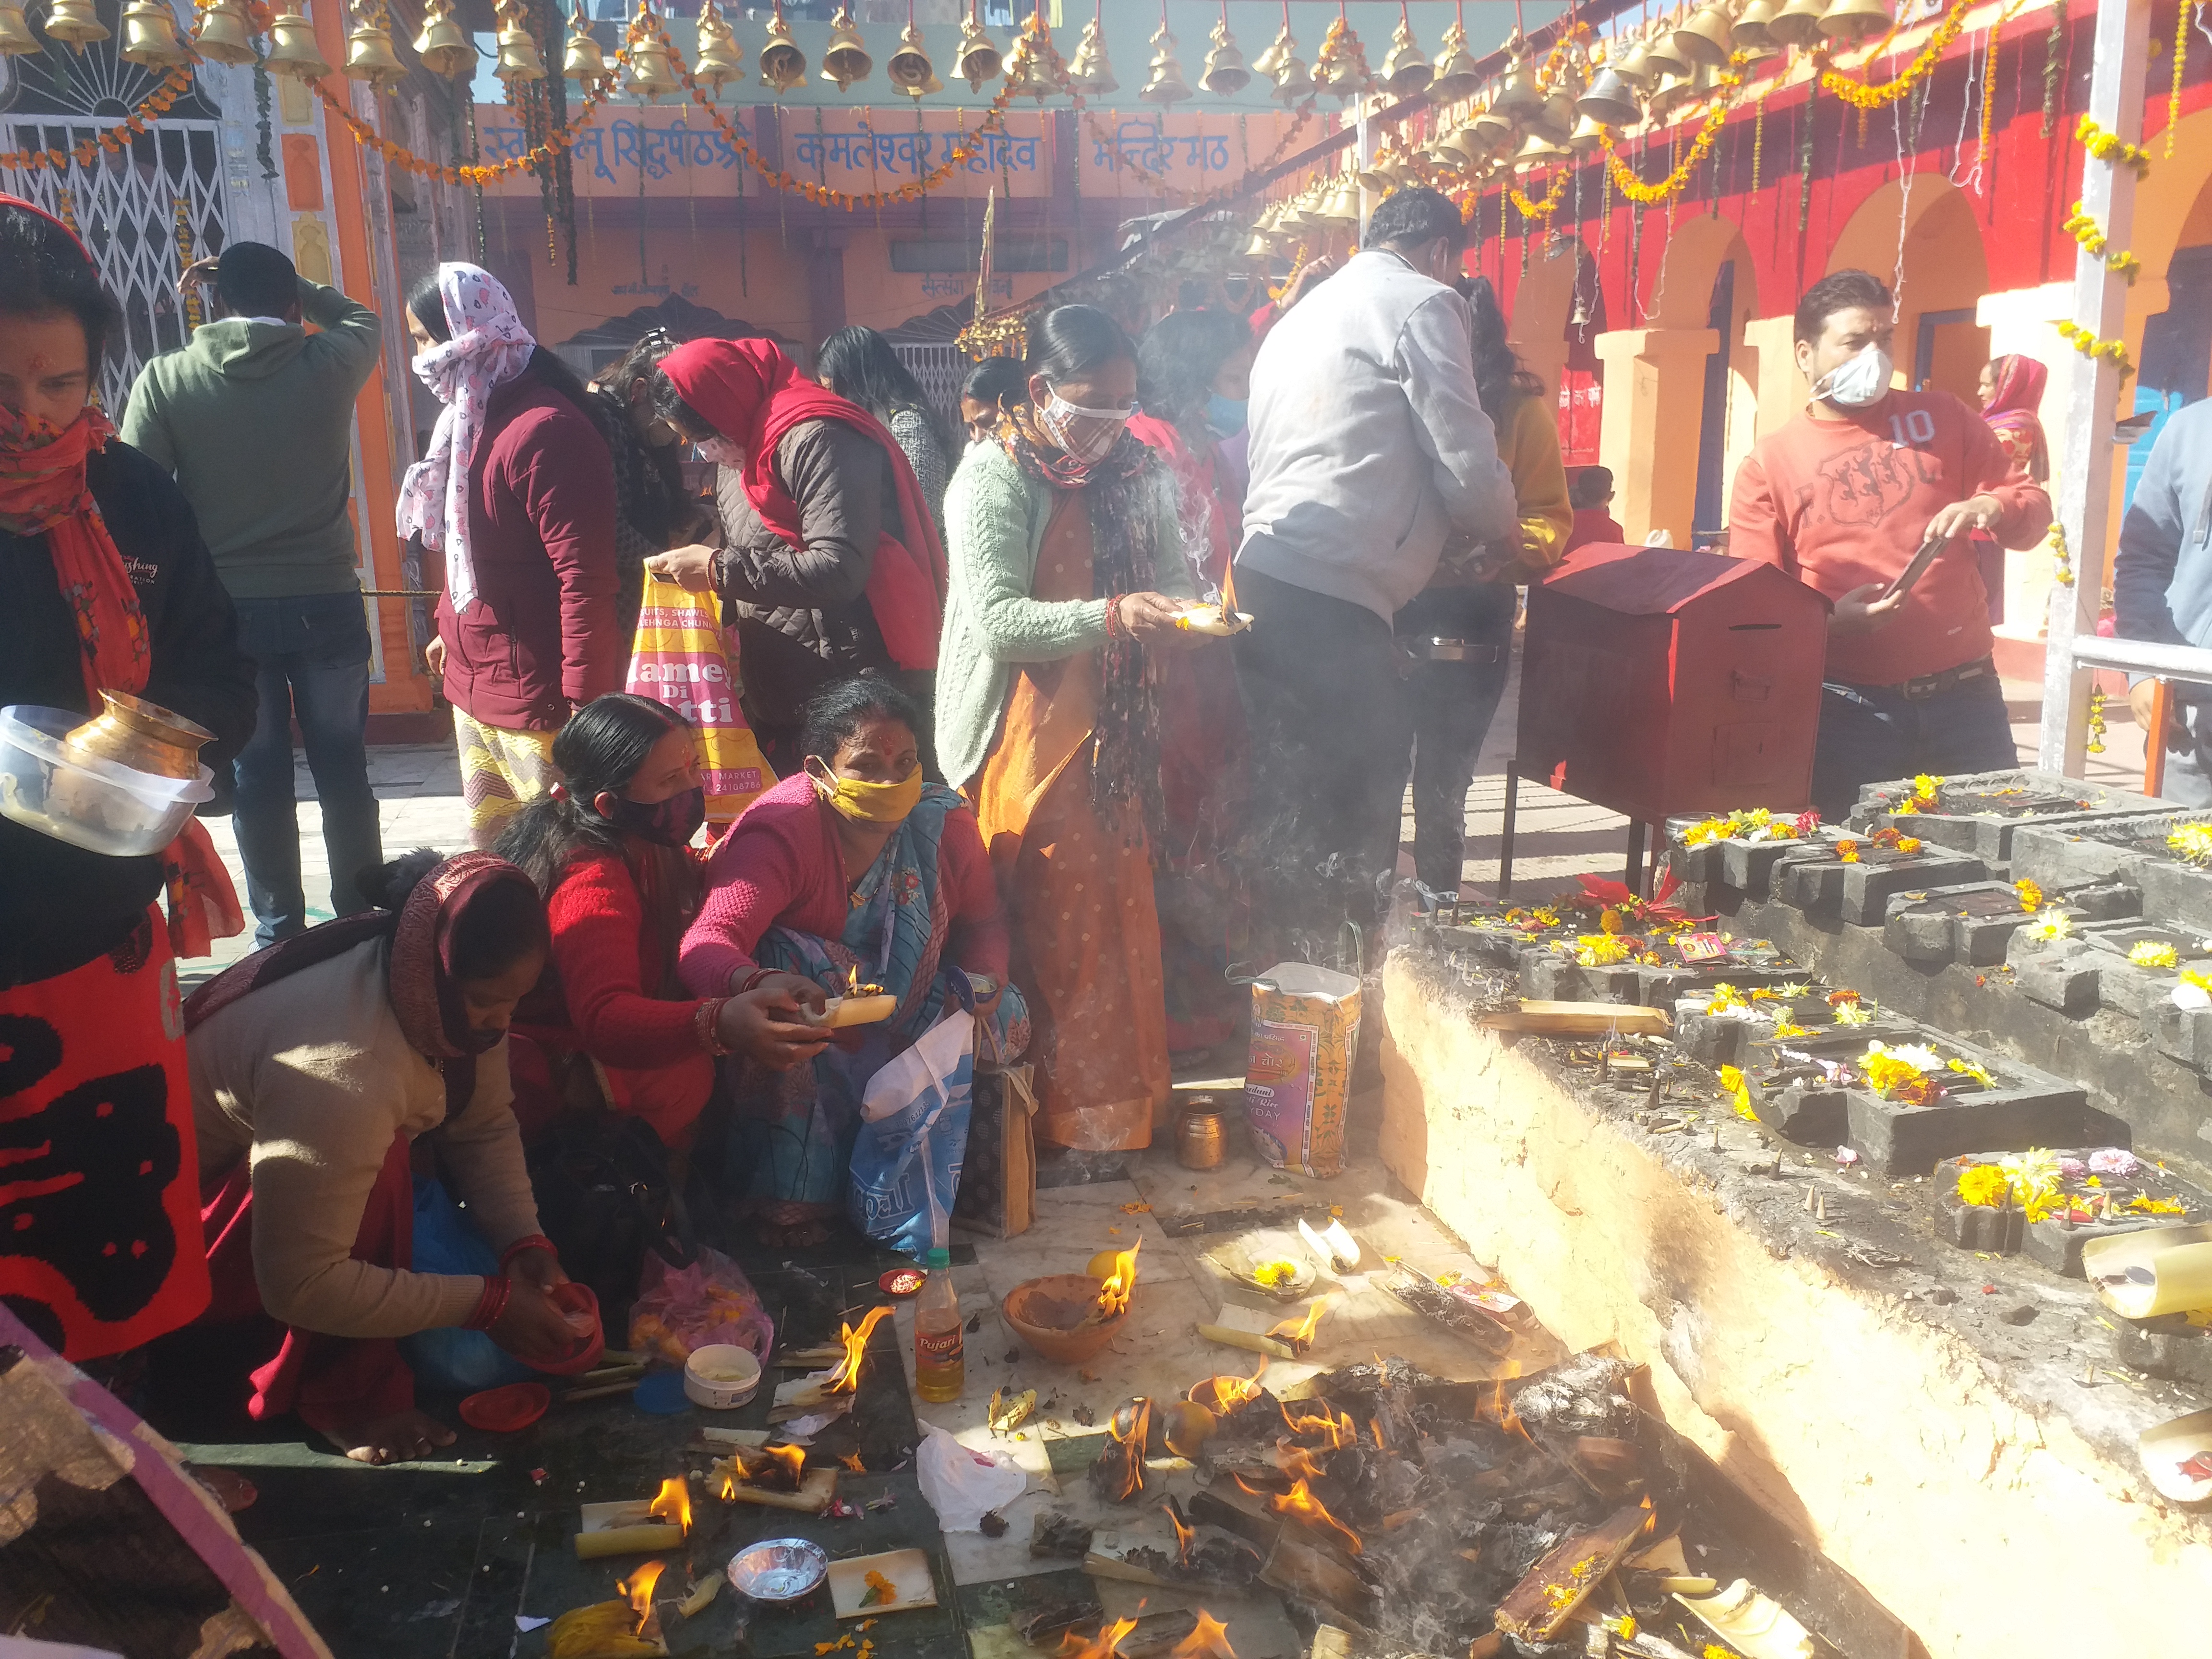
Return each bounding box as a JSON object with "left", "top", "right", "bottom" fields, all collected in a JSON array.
[
  {"left": 2089, "top": 1147, "right": 2141, "bottom": 1177},
  {"left": 1868, "top": 1041, "right": 1944, "bottom": 1072},
  {"left": 2175, "top": 981, "right": 2212, "bottom": 1012}
]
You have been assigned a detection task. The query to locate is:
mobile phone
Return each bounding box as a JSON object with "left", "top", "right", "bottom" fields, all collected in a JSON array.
[{"left": 1877, "top": 531, "right": 1951, "bottom": 603}]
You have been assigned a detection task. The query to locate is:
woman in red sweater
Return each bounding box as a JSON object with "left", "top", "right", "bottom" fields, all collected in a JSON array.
[
  {"left": 680, "top": 678, "right": 1027, "bottom": 1247},
  {"left": 497, "top": 694, "right": 827, "bottom": 1156}
]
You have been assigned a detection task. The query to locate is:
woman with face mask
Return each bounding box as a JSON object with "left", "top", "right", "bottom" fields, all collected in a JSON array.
[
  {"left": 187, "top": 851, "right": 589, "bottom": 1467},
  {"left": 1126, "top": 308, "right": 1256, "bottom": 1053},
  {"left": 679, "top": 679, "right": 1026, "bottom": 1248},
  {"left": 403, "top": 264, "right": 622, "bottom": 851},
  {"left": 938, "top": 304, "right": 1204, "bottom": 1154},
  {"left": 642, "top": 337, "right": 947, "bottom": 776},
  {"left": 493, "top": 693, "right": 758, "bottom": 1157}
]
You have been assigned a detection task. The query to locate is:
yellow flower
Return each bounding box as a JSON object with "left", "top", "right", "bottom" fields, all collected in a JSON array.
[
  {"left": 1832, "top": 1000, "right": 1873, "bottom": 1026},
  {"left": 1912, "top": 773, "right": 1942, "bottom": 803},
  {"left": 2015, "top": 878, "right": 2044, "bottom": 913},
  {"left": 2029, "top": 913, "right": 2073, "bottom": 942},
  {"left": 1599, "top": 907, "right": 1625, "bottom": 935},
  {"left": 1718, "top": 1065, "right": 1755, "bottom": 1119},
  {"left": 1575, "top": 934, "right": 1634, "bottom": 967},
  {"left": 1683, "top": 816, "right": 1729, "bottom": 848},
  {"left": 1947, "top": 1057, "right": 1995, "bottom": 1088},
  {"left": 2130, "top": 940, "right": 2180, "bottom": 970},
  {"left": 1861, "top": 1041, "right": 1937, "bottom": 1096},
  {"left": 1771, "top": 1012, "right": 1811, "bottom": 1038},
  {"left": 1891, "top": 795, "right": 1920, "bottom": 816},
  {"left": 2129, "top": 1194, "right": 2188, "bottom": 1215},
  {"left": 2168, "top": 822, "right": 2212, "bottom": 865},
  {"left": 1705, "top": 983, "right": 1749, "bottom": 1015},
  {"left": 1836, "top": 839, "right": 1860, "bottom": 864},
  {"left": 1895, "top": 836, "right": 1923, "bottom": 855},
  {"left": 1957, "top": 1165, "right": 2008, "bottom": 1208}
]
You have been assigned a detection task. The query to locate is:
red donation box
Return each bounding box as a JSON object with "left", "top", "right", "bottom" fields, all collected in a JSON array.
[{"left": 1516, "top": 542, "right": 1828, "bottom": 825}]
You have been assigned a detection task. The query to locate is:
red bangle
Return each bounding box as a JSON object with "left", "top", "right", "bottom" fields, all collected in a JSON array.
[
  {"left": 1104, "top": 595, "right": 1121, "bottom": 638},
  {"left": 500, "top": 1234, "right": 557, "bottom": 1272},
  {"left": 466, "top": 1275, "right": 511, "bottom": 1332},
  {"left": 696, "top": 997, "right": 732, "bottom": 1056},
  {"left": 735, "top": 966, "right": 776, "bottom": 995}
]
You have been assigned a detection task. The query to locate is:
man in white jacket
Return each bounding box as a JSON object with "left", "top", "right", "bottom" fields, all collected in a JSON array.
[{"left": 1233, "top": 186, "right": 1518, "bottom": 953}]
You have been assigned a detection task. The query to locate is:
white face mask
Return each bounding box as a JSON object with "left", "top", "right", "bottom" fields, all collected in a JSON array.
[
  {"left": 697, "top": 436, "right": 745, "bottom": 468},
  {"left": 1811, "top": 341, "right": 1893, "bottom": 409},
  {"left": 1037, "top": 386, "right": 1134, "bottom": 464}
]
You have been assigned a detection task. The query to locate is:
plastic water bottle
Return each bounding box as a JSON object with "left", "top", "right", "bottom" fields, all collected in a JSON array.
[{"left": 914, "top": 1248, "right": 964, "bottom": 1402}]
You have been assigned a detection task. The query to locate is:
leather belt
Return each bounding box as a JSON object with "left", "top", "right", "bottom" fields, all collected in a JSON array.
[
  {"left": 1843, "top": 655, "right": 1996, "bottom": 702},
  {"left": 1413, "top": 637, "right": 1504, "bottom": 664}
]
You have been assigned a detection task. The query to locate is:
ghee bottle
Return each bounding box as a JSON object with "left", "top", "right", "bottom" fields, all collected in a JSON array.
[{"left": 914, "top": 1247, "right": 964, "bottom": 1402}]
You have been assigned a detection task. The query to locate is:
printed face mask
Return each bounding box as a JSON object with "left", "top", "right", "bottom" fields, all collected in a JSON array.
[
  {"left": 806, "top": 758, "right": 924, "bottom": 825},
  {"left": 601, "top": 784, "right": 707, "bottom": 848},
  {"left": 1811, "top": 342, "right": 1893, "bottom": 409},
  {"left": 1037, "top": 386, "right": 1134, "bottom": 464},
  {"left": 697, "top": 436, "right": 746, "bottom": 468}
]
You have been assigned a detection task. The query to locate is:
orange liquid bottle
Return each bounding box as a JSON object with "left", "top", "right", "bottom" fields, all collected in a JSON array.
[{"left": 914, "top": 1247, "right": 964, "bottom": 1402}]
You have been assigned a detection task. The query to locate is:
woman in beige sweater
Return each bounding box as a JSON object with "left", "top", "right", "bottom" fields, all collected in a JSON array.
[{"left": 187, "top": 850, "right": 589, "bottom": 1465}]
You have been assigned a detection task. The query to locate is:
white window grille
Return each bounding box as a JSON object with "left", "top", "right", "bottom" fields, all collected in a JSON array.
[{"left": 893, "top": 341, "right": 966, "bottom": 432}]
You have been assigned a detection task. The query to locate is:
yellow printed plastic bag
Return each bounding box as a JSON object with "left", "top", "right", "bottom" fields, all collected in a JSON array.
[
  {"left": 1242, "top": 963, "right": 1361, "bottom": 1178},
  {"left": 625, "top": 570, "right": 775, "bottom": 826}
]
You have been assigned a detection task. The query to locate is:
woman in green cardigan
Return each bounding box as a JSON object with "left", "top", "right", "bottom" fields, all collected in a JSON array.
[{"left": 938, "top": 306, "right": 1206, "bottom": 1152}]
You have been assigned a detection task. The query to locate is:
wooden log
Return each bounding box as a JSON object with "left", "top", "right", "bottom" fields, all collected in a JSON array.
[
  {"left": 1491, "top": 1503, "right": 1654, "bottom": 1644},
  {"left": 1082, "top": 1533, "right": 1249, "bottom": 1595},
  {"left": 712, "top": 1464, "right": 839, "bottom": 1515},
  {"left": 1308, "top": 1628, "right": 1355, "bottom": 1659},
  {"left": 1187, "top": 1484, "right": 1281, "bottom": 1552},
  {"left": 1261, "top": 1532, "right": 1374, "bottom": 1614},
  {"left": 1479, "top": 1000, "right": 1671, "bottom": 1036},
  {"left": 1195, "top": 1322, "right": 1298, "bottom": 1361}
]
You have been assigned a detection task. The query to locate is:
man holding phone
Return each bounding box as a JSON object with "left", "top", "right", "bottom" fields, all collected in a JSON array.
[{"left": 1729, "top": 269, "right": 2051, "bottom": 817}]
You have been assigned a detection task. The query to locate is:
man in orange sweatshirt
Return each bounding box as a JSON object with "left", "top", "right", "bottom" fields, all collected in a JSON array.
[{"left": 1729, "top": 269, "right": 2051, "bottom": 818}]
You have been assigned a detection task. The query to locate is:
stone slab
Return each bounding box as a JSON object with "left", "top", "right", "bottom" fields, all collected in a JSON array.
[
  {"left": 2008, "top": 814, "right": 2174, "bottom": 895},
  {"left": 1854, "top": 769, "right": 2165, "bottom": 872},
  {"left": 1777, "top": 846, "right": 1986, "bottom": 924},
  {"left": 2114, "top": 1316, "right": 2212, "bottom": 1391},
  {"left": 1880, "top": 882, "right": 2032, "bottom": 968},
  {"left": 2072, "top": 919, "right": 2212, "bottom": 1019}
]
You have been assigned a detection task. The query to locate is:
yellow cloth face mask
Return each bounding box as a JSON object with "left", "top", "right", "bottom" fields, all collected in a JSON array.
[{"left": 810, "top": 762, "right": 923, "bottom": 825}]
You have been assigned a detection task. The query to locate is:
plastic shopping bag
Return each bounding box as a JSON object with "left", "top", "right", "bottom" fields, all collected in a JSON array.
[
  {"left": 626, "top": 570, "right": 775, "bottom": 826},
  {"left": 848, "top": 988, "right": 976, "bottom": 1261},
  {"left": 626, "top": 1244, "right": 775, "bottom": 1366},
  {"left": 914, "top": 1423, "right": 1027, "bottom": 1533},
  {"left": 398, "top": 1177, "right": 533, "bottom": 1393}
]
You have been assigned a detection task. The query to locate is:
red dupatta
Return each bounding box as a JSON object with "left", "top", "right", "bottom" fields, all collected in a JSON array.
[
  {"left": 658, "top": 337, "right": 947, "bottom": 670},
  {"left": 1980, "top": 353, "right": 2050, "bottom": 483}
]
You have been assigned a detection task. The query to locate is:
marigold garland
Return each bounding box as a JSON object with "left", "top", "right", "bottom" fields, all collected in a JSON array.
[
  {"left": 2076, "top": 115, "right": 2152, "bottom": 176},
  {"left": 309, "top": 58, "right": 618, "bottom": 187},
  {"left": 1597, "top": 61, "right": 1745, "bottom": 206},
  {"left": 2055, "top": 318, "right": 2135, "bottom": 380},
  {"left": 2047, "top": 521, "right": 2074, "bottom": 586},
  {"left": 2169, "top": 0, "right": 2188, "bottom": 160},
  {"left": 0, "top": 64, "right": 190, "bottom": 172},
  {"left": 1509, "top": 168, "right": 1571, "bottom": 221},
  {"left": 2060, "top": 201, "right": 2141, "bottom": 280},
  {"left": 1813, "top": 0, "right": 1978, "bottom": 110}
]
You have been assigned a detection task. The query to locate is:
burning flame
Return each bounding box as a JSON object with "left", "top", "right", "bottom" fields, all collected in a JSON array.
[
  {"left": 647, "top": 1477, "right": 690, "bottom": 1535},
  {"left": 1170, "top": 1611, "right": 1238, "bottom": 1659},
  {"left": 1265, "top": 1300, "right": 1328, "bottom": 1350},
  {"left": 1095, "top": 1236, "right": 1142, "bottom": 1320},
  {"left": 1057, "top": 1618, "right": 1139, "bottom": 1659},
  {"left": 718, "top": 1472, "right": 736, "bottom": 1501},
  {"left": 1103, "top": 1398, "right": 1152, "bottom": 1501},
  {"left": 1270, "top": 1479, "right": 1362, "bottom": 1556},
  {"left": 620, "top": 1560, "right": 665, "bottom": 1633},
  {"left": 1280, "top": 1403, "right": 1356, "bottom": 1448},
  {"left": 1275, "top": 1439, "right": 1330, "bottom": 1483},
  {"left": 826, "top": 1305, "right": 895, "bottom": 1392},
  {"left": 841, "top": 1452, "right": 867, "bottom": 1474},
  {"left": 768, "top": 1443, "right": 807, "bottom": 1485},
  {"left": 1370, "top": 1418, "right": 1387, "bottom": 1451},
  {"left": 1163, "top": 1503, "right": 1196, "bottom": 1565},
  {"left": 1189, "top": 1357, "right": 1267, "bottom": 1415}
]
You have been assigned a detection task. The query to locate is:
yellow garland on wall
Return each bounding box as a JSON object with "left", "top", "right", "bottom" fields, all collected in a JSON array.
[
  {"left": 2076, "top": 115, "right": 2152, "bottom": 176},
  {"left": 2061, "top": 201, "right": 2141, "bottom": 279},
  {"left": 2169, "top": 0, "right": 2188, "bottom": 159},
  {"left": 2055, "top": 319, "right": 2135, "bottom": 379},
  {"left": 1814, "top": 0, "right": 1977, "bottom": 110},
  {"left": 1509, "top": 168, "right": 1572, "bottom": 220},
  {"left": 2047, "top": 522, "right": 2074, "bottom": 587},
  {"left": 1597, "top": 62, "right": 1744, "bottom": 206}
]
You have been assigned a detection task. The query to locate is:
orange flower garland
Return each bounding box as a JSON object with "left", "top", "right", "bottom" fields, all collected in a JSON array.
[{"left": 0, "top": 65, "right": 191, "bottom": 172}]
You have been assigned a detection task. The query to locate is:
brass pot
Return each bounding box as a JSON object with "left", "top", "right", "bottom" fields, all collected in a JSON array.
[
  {"left": 1177, "top": 1095, "right": 1228, "bottom": 1170},
  {"left": 62, "top": 691, "right": 214, "bottom": 780}
]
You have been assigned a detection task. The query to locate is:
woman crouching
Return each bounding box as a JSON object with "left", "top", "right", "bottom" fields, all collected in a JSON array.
[{"left": 187, "top": 851, "right": 592, "bottom": 1464}]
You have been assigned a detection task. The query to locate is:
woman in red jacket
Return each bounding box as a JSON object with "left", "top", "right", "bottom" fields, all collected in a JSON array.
[
  {"left": 402, "top": 264, "right": 622, "bottom": 849},
  {"left": 496, "top": 694, "right": 825, "bottom": 1159}
]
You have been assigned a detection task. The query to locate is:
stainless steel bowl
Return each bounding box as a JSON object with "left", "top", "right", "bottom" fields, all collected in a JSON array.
[{"left": 727, "top": 1537, "right": 829, "bottom": 1603}]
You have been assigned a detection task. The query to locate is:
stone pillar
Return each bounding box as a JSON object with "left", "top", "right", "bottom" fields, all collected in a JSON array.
[
  {"left": 1594, "top": 326, "right": 1719, "bottom": 546},
  {"left": 1740, "top": 314, "right": 1801, "bottom": 445}
]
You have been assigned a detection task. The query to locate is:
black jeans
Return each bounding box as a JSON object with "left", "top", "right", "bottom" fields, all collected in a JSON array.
[
  {"left": 1398, "top": 584, "right": 1518, "bottom": 897},
  {"left": 1232, "top": 568, "right": 1409, "bottom": 962},
  {"left": 230, "top": 591, "right": 384, "bottom": 944},
  {"left": 1809, "top": 667, "right": 2018, "bottom": 821}
]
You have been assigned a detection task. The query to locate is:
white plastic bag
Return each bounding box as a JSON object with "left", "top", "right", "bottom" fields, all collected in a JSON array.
[{"left": 914, "top": 1422, "right": 1027, "bottom": 1532}]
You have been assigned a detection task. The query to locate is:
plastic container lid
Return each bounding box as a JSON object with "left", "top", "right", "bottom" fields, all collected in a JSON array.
[
  {"left": 0, "top": 704, "right": 213, "bottom": 858},
  {"left": 0, "top": 706, "right": 212, "bottom": 804},
  {"left": 458, "top": 1381, "right": 550, "bottom": 1433},
  {"left": 926, "top": 1248, "right": 950, "bottom": 1268}
]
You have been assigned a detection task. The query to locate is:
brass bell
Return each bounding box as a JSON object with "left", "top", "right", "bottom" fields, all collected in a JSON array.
[
  {"left": 887, "top": 21, "right": 938, "bottom": 97},
  {"left": 561, "top": 0, "right": 607, "bottom": 88},
  {"left": 1311, "top": 16, "right": 1369, "bottom": 97},
  {"left": 493, "top": 0, "right": 545, "bottom": 84},
  {"left": 344, "top": 9, "right": 408, "bottom": 89},
  {"left": 1513, "top": 127, "right": 1570, "bottom": 171},
  {"left": 627, "top": 26, "right": 678, "bottom": 97},
  {"left": 1002, "top": 9, "right": 1058, "bottom": 100},
  {"left": 1733, "top": 0, "right": 1779, "bottom": 49},
  {"left": 1139, "top": 22, "right": 1190, "bottom": 104},
  {"left": 1534, "top": 88, "right": 1581, "bottom": 142},
  {"left": 1673, "top": 0, "right": 1737, "bottom": 65},
  {"left": 1442, "top": 119, "right": 1493, "bottom": 168},
  {"left": 1270, "top": 54, "right": 1313, "bottom": 105},
  {"left": 1355, "top": 144, "right": 1400, "bottom": 193},
  {"left": 1251, "top": 23, "right": 1292, "bottom": 80},
  {"left": 1612, "top": 31, "right": 1654, "bottom": 88},
  {"left": 1567, "top": 112, "right": 1611, "bottom": 153},
  {"left": 1767, "top": 0, "right": 1829, "bottom": 49},
  {"left": 1378, "top": 13, "right": 1430, "bottom": 99},
  {"left": 1491, "top": 40, "right": 1542, "bottom": 118},
  {"left": 1319, "top": 175, "right": 1361, "bottom": 224},
  {"left": 820, "top": 5, "right": 870, "bottom": 90},
  {"left": 758, "top": 4, "right": 804, "bottom": 92},
  {"left": 693, "top": 0, "right": 745, "bottom": 93},
  {"left": 1645, "top": 64, "right": 1691, "bottom": 118},
  {"left": 42, "top": 0, "right": 109, "bottom": 48},
  {"left": 264, "top": 1, "right": 331, "bottom": 78},
  {"left": 955, "top": 12, "right": 1001, "bottom": 92},
  {"left": 1200, "top": 16, "right": 1249, "bottom": 97},
  {"left": 1281, "top": 186, "right": 1322, "bottom": 228},
  {"left": 119, "top": 0, "right": 191, "bottom": 67},
  {"left": 1641, "top": 24, "right": 1691, "bottom": 82},
  {"left": 0, "top": 0, "right": 35, "bottom": 55},
  {"left": 413, "top": 0, "right": 476, "bottom": 78},
  {"left": 1428, "top": 21, "right": 1480, "bottom": 104},
  {"left": 1819, "top": 0, "right": 1891, "bottom": 42},
  {"left": 1471, "top": 93, "right": 1515, "bottom": 147},
  {"left": 193, "top": 0, "right": 259, "bottom": 63},
  {"left": 1577, "top": 66, "right": 1641, "bottom": 126},
  {"left": 1068, "top": 14, "right": 1116, "bottom": 95}
]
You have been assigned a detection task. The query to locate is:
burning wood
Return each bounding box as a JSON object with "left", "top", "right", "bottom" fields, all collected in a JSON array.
[
  {"left": 1280, "top": 1403, "right": 1357, "bottom": 1449},
  {"left": 1265, "top": 1478, "right": 1362, "bottom": 1557},
  {"left": 1188, "top": 1358, "right": 1269, "bottom": 1417},
  {"left": 647, "top": 1478, "right": 689, "bottom": 1534},
  {"left": 771, "top": 1305, "right": 894, "bottom": 1421},
  {"left": 1263, "top": 1300, "right": 1329, "bottom": 1354},
  {"left": 721, "top": 1443, "right": 807, "bottom": 1491},
  {"left": 709, "top": 1444, "right": 839, "bottom": 1514},
  {"left": 1096, "top": 1237, "right": 1141, "bottom": 1320},
  {"left": 619, "top": 1560, "right": 665, "bottom": 1638},
  {"left": 1088, "top": 1396, "right": 1154, "bottom": 1503},
  {"left": 1056, "top": 1616, "right": 1139, "bottom": 1659},
  {"left": 1169, "top": 1611, "right": 1237, "bottom": 1659},
  {"left": 825, "top": 1305, "right": 893, "bottom": 1391},
  {"left": 1491, "top": 1502, "right": 1657, "bottom": 1645},
  {"left": 1165, "top": 1501, "right": 1198, "bottom": 1565}
]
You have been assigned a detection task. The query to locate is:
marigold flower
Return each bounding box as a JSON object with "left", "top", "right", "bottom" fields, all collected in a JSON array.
[
  {"left": 2130, "top": 940, "right": 2180, "bottom": 970},
  {"left": 2015, "top": 878, "right": 2044, "bottom": 913},
  {"left": 1957, "top": 1165, "right": 2009, "bottom": 1208}
]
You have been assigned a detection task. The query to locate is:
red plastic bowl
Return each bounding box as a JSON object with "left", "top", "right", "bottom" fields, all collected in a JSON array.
[
  {"left": 458, "top": 1381, "right": 550, "bottom": 1433},
  {"left": 536, "top": 1282, "right": 607, "bottom": 1377}
]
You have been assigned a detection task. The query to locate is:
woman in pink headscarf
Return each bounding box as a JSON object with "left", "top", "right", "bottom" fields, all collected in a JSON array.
[
  {"left": 643, "top": 337, "right": 946, "bottom": 773},
  {"left": 1975, "top": 354, "right": 2051, "bottom": 625}
]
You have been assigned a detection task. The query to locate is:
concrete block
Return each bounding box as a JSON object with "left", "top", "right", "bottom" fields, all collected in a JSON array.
[
  {"left": 1720, "top": 838, "right": 1826, "bottom": 899},
  {"left": 2067, "top": 881, "right": 2144, "bottom": 922},
  {"left": 2074, "top": 919, "right": 2212, "bottom": 1019},
  {"left": 2114, "top": 1317, "right": 2212, "bottom": 1391},
  {"left": 2008, "top": 815, "right": 2171, "bottom": 895},
  {"left": 1881, "top": 882, "right": 2035, "bottom": 970},
  {"left": 1847, "top": 1041, "right": 2093, "bottom": 1178},
  {"left": 1838, "top": 851, "right": 1987, "bottom": 926},
  {"left": 2006, "top": 940, "right": 2103, "bottom": 1017},
  {"left": 1855, "top": 769, "right": 2165, "bottom": 873},
  {"left": 2150, "top": 1000, "right": 2212, "bottom": 1072}
]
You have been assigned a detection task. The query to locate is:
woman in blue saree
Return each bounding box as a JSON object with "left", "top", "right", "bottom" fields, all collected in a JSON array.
[{"left": 680, "top": 679, "right": 1027, "bottom": 1246}]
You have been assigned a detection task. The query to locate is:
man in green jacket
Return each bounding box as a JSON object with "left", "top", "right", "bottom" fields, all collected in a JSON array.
[{"left": 122, "top": 242, "right": 385, "bottom": 946}]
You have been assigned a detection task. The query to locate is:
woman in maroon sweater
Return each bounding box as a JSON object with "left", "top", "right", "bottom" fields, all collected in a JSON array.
[
  {"left": 497, "top": 695, "right": 821, "bottom": 1154},
  {"left": 680, "top": 678, "right": 1026, "bottom": 1246}
]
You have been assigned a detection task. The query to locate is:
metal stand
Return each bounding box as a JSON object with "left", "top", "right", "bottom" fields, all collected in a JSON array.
[
  {"left": 1498, "top": 760, "right": 1519, "bottom": 899},
  {"left": 1624, "top": 820, "right": 1647, "bottom": 897}
]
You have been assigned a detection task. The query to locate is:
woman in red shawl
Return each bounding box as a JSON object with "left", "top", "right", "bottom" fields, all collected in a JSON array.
[
  {"left": 0, "top": 196, "right": 255, "bottom": 1367},
  {"left": 644, "top": 337, "right": 947, "bottom": 774},
  {"left": 1976, "top": 354, "right": 2051, "bottom": 625}
]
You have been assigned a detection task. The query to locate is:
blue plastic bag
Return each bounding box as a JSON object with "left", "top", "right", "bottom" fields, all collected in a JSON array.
[
  {"left": 847, "top": 988, "right": 976, "bottom": 1261},
  {"left": 398, "top": 1176, "right": 534, "bottom": 1394}
]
